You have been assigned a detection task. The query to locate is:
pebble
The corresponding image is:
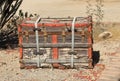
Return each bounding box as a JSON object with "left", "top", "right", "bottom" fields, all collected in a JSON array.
[
  {"left": 16, "top": 72, "right": 19, "bottom": 75},
  {"left": 0, "top": 62, "right": 7, "bottom": 66}
]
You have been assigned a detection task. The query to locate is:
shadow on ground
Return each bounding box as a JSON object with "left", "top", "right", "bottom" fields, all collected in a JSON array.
[{"left": 92, "top": 51, "right": 100, "bottom": 67}]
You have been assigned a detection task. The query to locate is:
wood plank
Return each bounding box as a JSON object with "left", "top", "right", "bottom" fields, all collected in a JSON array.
[{"left": 22, "top": 43, "right": 92, "bottom": 48}]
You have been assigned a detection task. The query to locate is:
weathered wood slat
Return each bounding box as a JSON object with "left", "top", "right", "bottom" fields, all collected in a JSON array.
[
  {"left": 21, "top": 31, "right": 88, "bottom": 35},
  {"left": 22, "top": 43, "right": 91, "bottom": 48},
  {"left": 22, "top": 35, "right": 88, "bottom": 43},
  {"left": 20, "top": 58, "right": 89, "bottom": 64}
]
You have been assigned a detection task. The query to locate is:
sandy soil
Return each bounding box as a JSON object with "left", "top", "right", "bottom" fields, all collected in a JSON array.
[
  {"left": 0, "top": 0, "right": 120, "bottom": 81},
  {"left": 19, "top": 0, "right": 120, "bottom": 22}
]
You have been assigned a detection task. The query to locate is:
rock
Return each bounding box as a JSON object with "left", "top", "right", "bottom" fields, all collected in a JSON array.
[{"left": 98, "top": 31, "right": 112, "bottom": 39}]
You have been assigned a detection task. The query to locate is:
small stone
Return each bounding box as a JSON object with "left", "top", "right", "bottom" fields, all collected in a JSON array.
[
  {"left": 0, "top": 62, "right": 7, "bottom": 66},
  {"left": 14, "top": 56, "right": 18, "bottom": 59},
  {"left": 16, "top": 73, "right": 19, "bottom": 75},
  {"left": 31, "top": 69, "right": 35, "bottom": 72},
  {"left": 91, "top": 76, "right": 95, "bottom": 80}
]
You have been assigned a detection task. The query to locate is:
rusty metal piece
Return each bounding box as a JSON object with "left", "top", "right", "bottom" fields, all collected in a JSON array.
[
  {"left": 52, "top": 35, "right": 60, "bottom": 68},
  {"left": 18, "top": 32, "right": 23, "bottom": 37},
  {"left": 20, "top": 62, "right": 37, "bottom": 69},
  {"left": 21, "top": 22, "right": 90, "bottom": 28},
  {"left": 18, "top": 25, "right": 23, "bottom": 59},
  {"left": 88, "top": 58, "right": 93, "bottom": 69},
  {"left": 20, "top": 63, "right": 25, "bottom": 69},
  {"left": 62, "top": 28, "right": 66, "bottom": 43},
  {"left": 43, "top": 27, "right": 48, "bottom": 43},
  {"left": 33, "top": 28, "right": 41, "bottom": 32},
  {"left": 19, "top": 59, "right": 25, "bottom": 69},
  {"left": 24, "top": 65, "right": 37, "bottom": 69},
  {"left": 84, "top": 30, "right": 91, "bottom": 38},
  {"left": 23, "top": 31, "right": 84, "bottom": 35},
  {"left": 24, "top": 31, "right": 29, "bottom": 43},
  {"left": 18, "top": 44, "right": 23, "bottom": 48},
  {"left": 81, "top": 29, "right": 85, "bottom": 42}
]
